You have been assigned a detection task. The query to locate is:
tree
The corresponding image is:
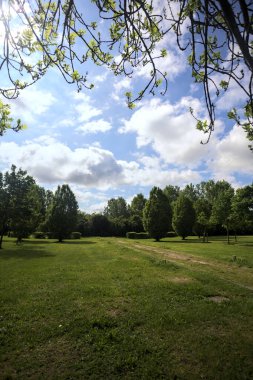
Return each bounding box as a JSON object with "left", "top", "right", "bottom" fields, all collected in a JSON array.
[
  {"left": 0, "top": 166, "right": 41, "bottom": 247},
  {"left": 104, "top": 197, "right": 130, "bottom": 236},
  {"left": 163, "top": 185, "right": 180, "bottom": 205},
  {"left": 89, "top": 214, "right": 111, "bottom": 236},
  {"left": 143, "top": 187, "right": 172, "bottom": 241},
  {"left": 181, "top": 184, "right": 200, "bottom": 203},
  {"left": 47, "top": 184, "right": 78, "bottom": 242},
  {"left": 209, "top": 181, "right": 234, "bottom": 243},
  {"left": 0, "top": 172, "right": 9, "bottom": 249},
  {"left": 231, "top": 184, "right": 253, "bottom": 235},
  {"left": 172, "top": 194, "right": 196, "bottom": 240},
  {"left": 0, "top": 1, "right": 252, "bottom": 142},
  {"left": 193, "top": 197, "right": 212, "bottom": 242},
  {"left": 129, "top": 193, "right": 147, "bottom": 232}
]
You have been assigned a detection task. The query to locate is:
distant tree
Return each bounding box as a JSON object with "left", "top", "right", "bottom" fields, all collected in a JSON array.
[
  {"left": 0, "top": 172, "right": 9, "bottom": 248},
  {"left": 129, "top": 193, "right": 147, "bottom": 232},
  {"left": 104, "top": 197, "right": 129, "bottom": 219},
  {"left": 76, "top": 211, "right": 91, "bottom": 237},
  {"left": 104, "top": 197, "right": 130, "bottom": 236},
  {"left": 210, "top": 181, "right": 234, "bottom": 243},
  {"left": 172, "top": 194, "right": 196, "bottom": 240},
  {"left": 181, "top": 183, "right": 201, "bottom": 203},
  {"left": 193, "top": 197, "right": 212, "bottom": 242},
  {"left": 231, "top": 184, "right": 253, "bottom": 235},
  {"left": 163, "top": 185, "right": 180, "bottom": 205},
  {"left": 90, "top": 214, "right": 111, "bottom": 236},
  {"left": 143, "top": 187, "right": 172, "bottom": 241},
  {"left": 47, "top": 184, "right": 78, "bottom": 242}
]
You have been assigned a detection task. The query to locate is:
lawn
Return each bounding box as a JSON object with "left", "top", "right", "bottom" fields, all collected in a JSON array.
[{"left": 0, "top": 236, "right": 253, "bottom": 379}]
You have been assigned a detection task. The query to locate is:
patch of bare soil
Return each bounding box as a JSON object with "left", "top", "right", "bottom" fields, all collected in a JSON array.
[
  {"left": 169, "top": 276, "right": 193, "bottom": 284},
  {"left": 118, "top": 240, "right": 211, "bottom": 266},
  {"left": 207, "top": 296, "right": 230, "bottom": 303},
  {"left": 117, "top": 240, "right": 253, "bottom": 292}
]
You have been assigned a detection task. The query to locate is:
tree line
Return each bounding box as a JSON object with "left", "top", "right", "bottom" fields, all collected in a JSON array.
[{"left": 0, "top": 165, "right": 252, "bottom": 248}]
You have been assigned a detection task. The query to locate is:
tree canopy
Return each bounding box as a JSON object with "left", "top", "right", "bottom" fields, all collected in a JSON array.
[
  {"left": 0, "top": 1, "right": 252, "bottom": 142},
  {"left": 143, "top": 186, "right": 172, "bottom": 241}
]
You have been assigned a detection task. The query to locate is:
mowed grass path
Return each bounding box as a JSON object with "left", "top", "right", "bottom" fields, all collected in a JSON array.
[{"left": 0, "top": 236, "right": 253, "bottom": 379}]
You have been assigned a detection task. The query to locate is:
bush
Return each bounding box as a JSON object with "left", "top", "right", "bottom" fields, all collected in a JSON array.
[
  {"left": 136, "top": 232, "right": 149, "bottom": 239},
  {"left": 71, "top": 231, "right": 81, "bottom": 239},
  {"left": 166, "top": 231, "right": 177, "bottom": 237},
  {"left": 126, "top": 232, "right": 149, "bottom": 239},
  {"left": 126, "top": 232, "right": 136, "bottom": 239},
  {"left": 45, "top": 232, "right": 54, "bottom": 239},
  {"left": 33, "top": 231, "right": 46, "bottom": 239}
]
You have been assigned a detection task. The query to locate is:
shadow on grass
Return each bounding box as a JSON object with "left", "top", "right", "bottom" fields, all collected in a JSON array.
[
  {"left": 159, "top": 239, "right": 210, "bottom": 244},
  {"left": 22, "top": 239, "right": 96, "bottom": 245},
  {"left": 55, "top": 240, "right": 96, "bottom": 245},
  {"left": 0, "top": 245, "right": 55, "bottom": 260}
]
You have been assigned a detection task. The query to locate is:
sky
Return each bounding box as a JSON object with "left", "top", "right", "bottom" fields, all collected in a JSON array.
[{"left": 0, "top": 1, "right": 252, "bottom": 213}]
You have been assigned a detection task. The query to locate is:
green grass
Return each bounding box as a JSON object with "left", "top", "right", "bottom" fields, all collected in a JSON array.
[{"left": 1, "top": 236, "right": 253, "bottom": 379}]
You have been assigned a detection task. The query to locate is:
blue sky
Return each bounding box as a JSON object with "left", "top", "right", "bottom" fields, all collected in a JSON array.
[{"left": 0, "top": 1, "right": 252, "bottom": 212}]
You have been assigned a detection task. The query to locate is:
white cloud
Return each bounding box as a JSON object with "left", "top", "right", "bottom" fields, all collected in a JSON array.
[
  {"left": 120, "top": 96, "right": 211, "bottom": 168},
  {"left": 76, "top": 119, "right": 112, "bottom": 135},
  {"left": 0, "top": 135, "right": 203, "bottom": 192},
  {"left": 8, "top": 87, "right": 56, "bottom": 124},
  {"left": 0, "top": 138, "right": 124, "bottom": 189},
  {"left": 73, "top": 92, "right": 102, "bottom": 122},
  {"left": 207, "top": 124, "right": 253, "bottom": 180}
]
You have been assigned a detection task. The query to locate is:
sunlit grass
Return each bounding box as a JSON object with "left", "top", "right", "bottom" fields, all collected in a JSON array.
[{"left": 1, "top": 236, "right": 253, "bottom": 379}]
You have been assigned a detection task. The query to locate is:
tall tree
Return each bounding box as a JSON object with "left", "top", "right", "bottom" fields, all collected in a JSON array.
[
  {"left": 0, "top": 166, "right": 41, "bottom": 247},
  {"left": 172, "top": 194, "right": 196, "bottom": 240},
  {"left": 231, "top": 184, "right": 253, "bottom": 235},
  {"left": 104, "top": 197, "right": 130, "bottom": 236},
  {"left": 0, "top": 1, "right": 252, "bottom": 141},
  {"left": 210, "top": 181, "right": 234, "bottom": 243},
  {"left": 143, "top": 187, "right": 172, "bottom": 241},
  {"left": 129, "top": 193, "right": 147, "bottom": 232},
  {"left": 163, "top": 185, "right": 180, "bottom": 205},
  {"left": 193, "top": 197, "right": 212, "bottom": 242},
  {"left": 90, "top": 214, "right": 111, "bottom": 237},
  {"left": 47, "top": 184, "right": 78, "bottom": 242}
]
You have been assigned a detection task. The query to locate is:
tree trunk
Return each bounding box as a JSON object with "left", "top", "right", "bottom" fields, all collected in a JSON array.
[
  {"left": 202, "top": 227, "right": 206, "bottom": 243},
  {"left": 0, "top": 232, "right": 3, "bottom": 249},
  {"left": 227, "top": 224, "right": 230, "bottom": 244}
]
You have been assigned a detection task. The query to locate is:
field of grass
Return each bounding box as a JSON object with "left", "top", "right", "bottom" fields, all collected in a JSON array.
[{"left": 0, "top": 236, "right": 253, "bottom": 379}]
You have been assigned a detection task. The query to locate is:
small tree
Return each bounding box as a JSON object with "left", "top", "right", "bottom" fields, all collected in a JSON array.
[
  {"left": 143, "top": 187, "right": 172, "bottom": 241},
  {"left": 172, "top": 194, "right": 196, "bottom": 240},
  {"left": 47, "top": 184, "right": 78, "bottom": 242}
]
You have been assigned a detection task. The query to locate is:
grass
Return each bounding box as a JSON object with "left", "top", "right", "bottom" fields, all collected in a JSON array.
[{"left": 0, "top": 236, "right": 253, "bottom": 379}]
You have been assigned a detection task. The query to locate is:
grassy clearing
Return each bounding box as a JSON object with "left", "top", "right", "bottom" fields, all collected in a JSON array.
[{"left": 1, "top": 236, "right": 253, "bottom": 379}]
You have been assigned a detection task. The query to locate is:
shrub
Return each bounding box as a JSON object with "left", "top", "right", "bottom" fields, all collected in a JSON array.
[
  {"left": 166, "top": 231, "right": 177, "bottom": 237},
  {"left": 71, "top": 231, "right": 81, "bottom": 239},
  {"left": 135, "top": 232, "right": 149, "bottom": 239},
  {"left": 45, "top": 232, "right": 54, "bottom": 239},
  {"left": 126, "top": 232, "right": 149, "bottom": 239},
  {"left": 33, "top": 231, "right": 46, "bottom": 239},
  {"left": 126, "top": 232, "right": 136, "bottom": 239}
]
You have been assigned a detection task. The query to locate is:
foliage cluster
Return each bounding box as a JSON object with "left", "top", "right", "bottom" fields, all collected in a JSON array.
[
  {"left": 0, "top": 1, "right": 252, "bottom": 142},
  {"left": 0, "top": 165, "right": 252, "bottom": 247}
]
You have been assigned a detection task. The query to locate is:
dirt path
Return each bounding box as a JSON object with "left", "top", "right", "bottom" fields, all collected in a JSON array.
[
  {"left": 117, "top": 240, "right": 213, "bottom": 266},
  {"left": 116, "top": 240, "right": 253, "bottom": 292}
]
